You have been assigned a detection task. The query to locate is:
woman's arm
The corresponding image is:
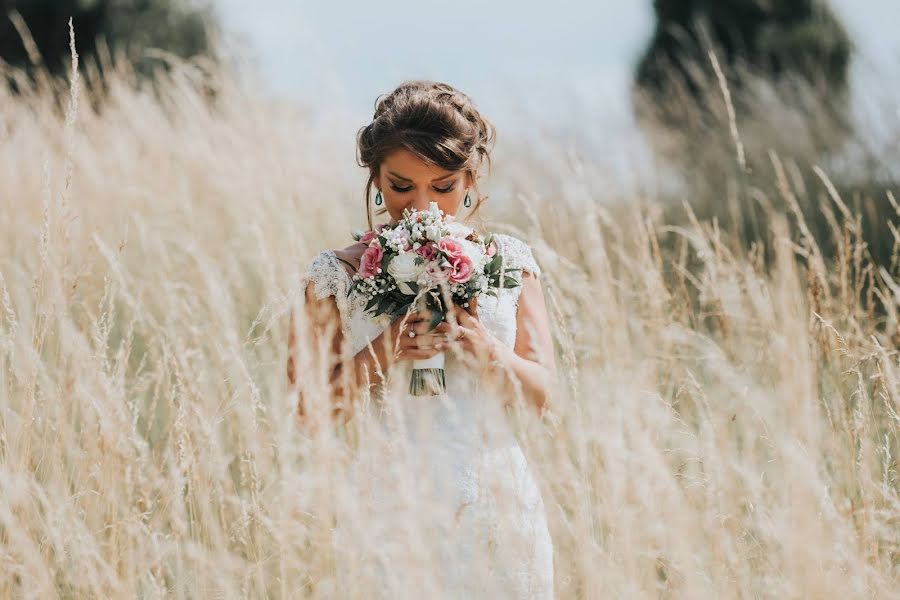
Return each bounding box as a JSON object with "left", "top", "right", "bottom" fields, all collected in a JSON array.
[
  {"left": 290, "top": 283, "right": 404, "bottom": 431},
  {"left": 453, "top": 271, "right": 558, "bottom": 416},
  {"left": 498, "top": 271, "right": 558, "bottom": 414},
  {"left": 288, "top": 283, "right": 452, "bottom": 433}
]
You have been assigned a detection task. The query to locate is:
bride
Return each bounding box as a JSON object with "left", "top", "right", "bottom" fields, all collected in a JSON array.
[{"left": 288, "top": 80, "right": 557, "bottom": 598}]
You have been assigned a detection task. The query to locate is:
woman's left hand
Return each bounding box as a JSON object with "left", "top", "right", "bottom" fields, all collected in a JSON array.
[{"left": 446, "top": 297, "right": 503, "bottom": 367}]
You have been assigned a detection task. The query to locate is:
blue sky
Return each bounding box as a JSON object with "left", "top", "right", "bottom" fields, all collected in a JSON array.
[{"left": 213, "top": 0, "right": 900, "bottom": 171}]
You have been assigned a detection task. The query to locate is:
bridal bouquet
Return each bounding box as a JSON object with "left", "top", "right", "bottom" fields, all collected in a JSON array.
[{"left": 348, "top": 202, "right": 521, "bottom": 395}]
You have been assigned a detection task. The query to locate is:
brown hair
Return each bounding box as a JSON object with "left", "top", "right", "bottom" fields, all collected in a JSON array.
[{"left": 356, "top": 80, "right": 497, "bottom": 229}]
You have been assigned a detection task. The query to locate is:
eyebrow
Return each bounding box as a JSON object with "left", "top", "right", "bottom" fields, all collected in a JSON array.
[{"left": 387, "top": 170, "right": 456, "bottom": 183}]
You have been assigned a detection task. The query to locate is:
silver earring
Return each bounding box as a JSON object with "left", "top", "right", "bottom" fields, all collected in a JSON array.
[
  {"left": 463, "top": 192, "right": 472, "bottom": 208},
  {"left": 374, "top": 190, "right": 383, "bottom": 206}
]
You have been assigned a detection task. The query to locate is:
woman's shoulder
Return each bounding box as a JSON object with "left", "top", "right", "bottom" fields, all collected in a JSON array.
[
  {"left": 332, "top": 242, "right": 366, "bottom": 273},
  {"left": 301, "top": 243, "right": 365, "bottom": 300},
  {"left": 492, "top": 232, "right": 541, "bottom": 277},
  {"left": 304, "top": 243, "right": 365, "bottom": 273}
]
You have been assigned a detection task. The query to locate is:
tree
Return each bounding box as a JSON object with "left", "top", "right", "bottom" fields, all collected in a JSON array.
[
  {"left": 632, "top": 0, "right": 854, "bottom": 168},
  {"left": 0, "top": 0, "right": 220, "bottom": 85}
]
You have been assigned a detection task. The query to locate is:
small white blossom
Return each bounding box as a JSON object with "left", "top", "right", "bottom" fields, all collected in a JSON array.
[{"left": 425, "top": 225, "right": 441, "bottom": 242}]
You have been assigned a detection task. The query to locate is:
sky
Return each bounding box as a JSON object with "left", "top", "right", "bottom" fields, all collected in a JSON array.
[
  {"left": 212, "top": 0, "right": 900, "bottom": 175},
  {"left": 214, "top": 1, "right": 650, "bottom": 130}
]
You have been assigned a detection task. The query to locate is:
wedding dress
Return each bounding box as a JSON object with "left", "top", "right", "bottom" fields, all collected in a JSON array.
[{"left": 299, "top": 233, "right": 554, "bottom": 599}]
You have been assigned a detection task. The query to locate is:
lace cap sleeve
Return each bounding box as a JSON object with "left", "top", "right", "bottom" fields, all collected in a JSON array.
[
  {"left": 494, "top": 233, "right": 541, "bottom": 278},
  {"left": 299, "top": 250, "right": 353, "bottom": 333},
  {"left": 303, "top": 251, "right": 350, "bottom": 300}
]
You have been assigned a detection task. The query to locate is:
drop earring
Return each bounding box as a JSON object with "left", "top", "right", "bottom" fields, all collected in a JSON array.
[
  {"left": 374, "top": 190, "right": 383, "bottom": 206},
  {"left": 463, "top": 192, "right": 472, "bottom": 208}
]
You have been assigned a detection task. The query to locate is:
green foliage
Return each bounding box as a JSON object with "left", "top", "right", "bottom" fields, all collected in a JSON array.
[
  {"left": 639, "top": 0, "right": 852, "bottom": 87},
  {"left": 0, "top": 0, "right": 220, "bottom": 84}
]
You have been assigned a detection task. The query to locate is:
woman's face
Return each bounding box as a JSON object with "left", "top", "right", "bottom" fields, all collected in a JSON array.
[{"left": 374, "top": 147, "right": 472, "bottom": 224}]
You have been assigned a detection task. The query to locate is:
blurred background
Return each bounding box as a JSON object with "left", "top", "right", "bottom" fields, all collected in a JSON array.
[
  {"left": 4, "top": 0, "right": 900, "bottom": 157},
  {"left": 4, "top": 0, "right": 900, "bottom": 259},
  {"left": 212, "top": 0, "right": 900, "bottom": 175}
]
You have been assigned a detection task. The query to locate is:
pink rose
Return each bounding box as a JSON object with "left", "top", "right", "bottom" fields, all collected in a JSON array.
[
  {"left": 359, "top": 223, "right": 386, "bottom": 245},
  {"left": 438, "top": 237, "right": 464, "bottom": 259},
  {"left": 416, "top": 243, "right": 437, "bottom": 261},
  {"left": 358, "top": 243, "right": 384, "bottom": 278},
  {"left": 447, "top": 253, "right": 474, "bottom": 283},
  {"left": 485, "top": 240, "right": 497, "bottom": 257}
]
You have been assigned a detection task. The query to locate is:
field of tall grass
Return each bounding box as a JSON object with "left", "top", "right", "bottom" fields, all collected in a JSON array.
[{"left": 1, "top": 30, "right": 898, "bottom": 599}]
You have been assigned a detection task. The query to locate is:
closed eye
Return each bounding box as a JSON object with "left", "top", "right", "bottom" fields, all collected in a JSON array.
[{"left": 390, "top": 183, "right": 456, "bottom": 194}]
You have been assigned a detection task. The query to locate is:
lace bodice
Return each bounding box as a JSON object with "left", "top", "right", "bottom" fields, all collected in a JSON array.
[{"left": 300, "top": 232, "right": 542, "bottom": 359}]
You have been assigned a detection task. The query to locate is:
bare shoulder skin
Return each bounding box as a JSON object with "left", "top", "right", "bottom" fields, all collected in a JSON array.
[{"left": 332, "top": 241, "right": 367, "bottom": 277}]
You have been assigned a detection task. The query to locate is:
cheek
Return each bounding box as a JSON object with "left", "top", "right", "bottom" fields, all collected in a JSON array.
[
  {"left": 439, "top": 195, "right": 463, "bottom": 215},
  {"left": 381, "top": 192, "right": 404, "bottom": 218}
]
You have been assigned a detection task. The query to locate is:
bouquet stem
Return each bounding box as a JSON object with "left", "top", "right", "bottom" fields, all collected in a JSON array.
[{"left": 410, "top": 352, "right": 446, "bottom": 396}]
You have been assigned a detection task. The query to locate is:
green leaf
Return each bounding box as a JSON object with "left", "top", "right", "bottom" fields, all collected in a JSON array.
[
  {"left": 376, "top": 294, "right": 392, "bottom": 314},
  {"left": 485, "top": 253, "right": 502, "bottom": 273}
]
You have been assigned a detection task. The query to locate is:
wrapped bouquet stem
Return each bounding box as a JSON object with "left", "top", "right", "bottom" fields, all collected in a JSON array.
[
  {"left": 408, "top": 296, "right": 446, "bottom": 396},
  {"left": 348, "top": 202, "right": 522, "bottom": 397}
]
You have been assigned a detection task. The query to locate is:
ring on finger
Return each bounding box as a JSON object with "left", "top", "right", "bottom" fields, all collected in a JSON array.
[{"left": 408, "top": 324, "right": 416, "bottom": 338}]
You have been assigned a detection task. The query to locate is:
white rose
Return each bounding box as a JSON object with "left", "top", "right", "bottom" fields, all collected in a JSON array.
[
  {"left": 446, "top": 221, "right": 474, "bottom": 239},
  {"left": 387, "top": 252, "right": 425, "bottom": 294}
]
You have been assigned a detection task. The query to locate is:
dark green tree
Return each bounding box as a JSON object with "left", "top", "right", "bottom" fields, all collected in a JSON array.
[
  {"left": 633, "top": 0, "right": 854, "bottom": 165},
  {"left": 0, "top": 0, "right": 220, "bottom": 84}
]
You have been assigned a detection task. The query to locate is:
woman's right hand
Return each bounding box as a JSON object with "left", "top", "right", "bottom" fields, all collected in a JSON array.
[{"left": 376, "top": 309, "right": 454, "bottom": 362}]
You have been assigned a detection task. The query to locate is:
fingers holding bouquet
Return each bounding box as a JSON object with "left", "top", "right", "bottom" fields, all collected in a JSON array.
[
  {"left": 348, "top": 202, "right": 520, "bottom": 395},
  {"left": 443, "top": 298, "right": 500, "bottom": 364},
  {"left": 386, "top": 309, "right": 453, "bottom": 361}
]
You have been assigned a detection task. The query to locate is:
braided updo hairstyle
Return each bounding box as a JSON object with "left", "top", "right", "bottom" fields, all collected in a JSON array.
[{"left": 356, "top": 80, "right": 497, "bottom": 229}]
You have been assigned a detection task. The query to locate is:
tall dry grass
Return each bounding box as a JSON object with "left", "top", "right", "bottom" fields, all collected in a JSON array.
[{"left": 0, "top": 28, "right": 898, "bottom": 599}]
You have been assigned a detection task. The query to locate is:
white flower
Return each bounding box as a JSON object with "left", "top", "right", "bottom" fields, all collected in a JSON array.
[
  {"left": 425, "top": 224, "right": 442, "bottom": 242},
  {"left": 446, "top": 221, "right": 474, "bottom": 239},
  {"left": 383, "top": 227, "right": 411, "bottom": 252},
  {"left": 387, "top": 251, "right": 425, "bottom": 284}
]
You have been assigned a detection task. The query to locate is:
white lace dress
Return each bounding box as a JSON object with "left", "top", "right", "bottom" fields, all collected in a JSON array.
[{"left": 300, "top": 233, "right": 554, "bottom": 599}]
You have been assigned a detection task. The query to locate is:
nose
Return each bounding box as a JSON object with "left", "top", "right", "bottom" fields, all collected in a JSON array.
[{"left": 410, "top": 190, "right": 434, "bottom": 212}]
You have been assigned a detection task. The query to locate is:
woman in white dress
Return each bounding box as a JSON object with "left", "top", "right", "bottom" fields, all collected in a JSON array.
[{"left": 288, "top": 80, "right": 557, "bottom": 599}]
